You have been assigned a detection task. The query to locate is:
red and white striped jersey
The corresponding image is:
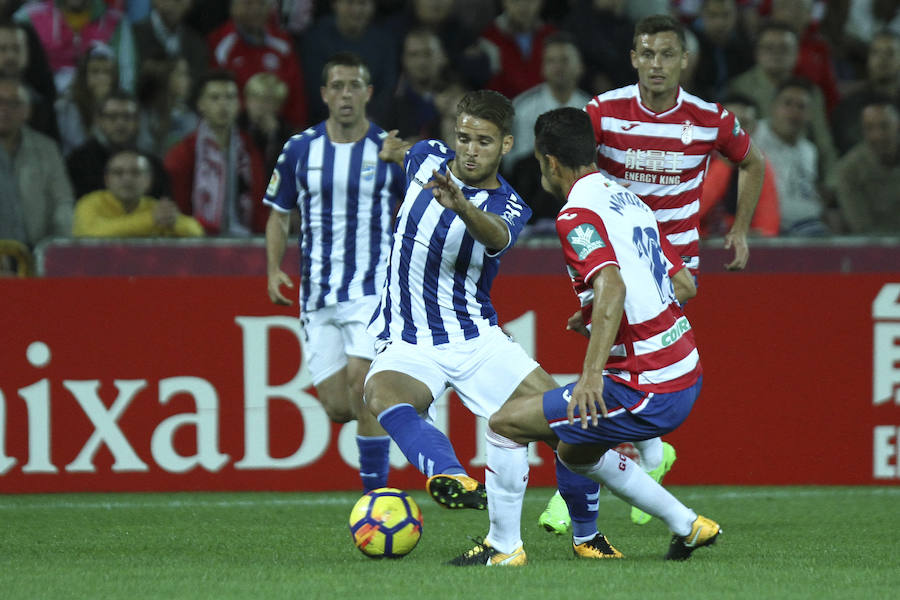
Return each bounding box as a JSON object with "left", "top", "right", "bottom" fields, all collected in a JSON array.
[
  {"left": 556, "top": 172, "right": 701, "bottom": 393},
  {"left": 585, "top": 84, "right": 751, "bottom": 274}
]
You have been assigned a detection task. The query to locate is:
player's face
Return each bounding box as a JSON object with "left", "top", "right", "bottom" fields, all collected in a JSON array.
[
  {"left": 321, "top": 65, "right": 372, "bottom": 127},
  {"left": 631, "top": 31, "right": 687, "bottom": 98},
  {"left": 534, "top": 150, "right": 565, "bottom": 201},
  {"left": 452, "top": 113, "right": 512, "bottom": 187}
]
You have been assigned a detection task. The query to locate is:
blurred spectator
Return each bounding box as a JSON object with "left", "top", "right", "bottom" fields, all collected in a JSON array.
[
  {"left": 0, "top": 8, "right": 56, "bottom": 108},
  {"left": 828, "top": 98, "right": 900, "bottom": 234},
  {"left": 507, "top": 32, "right": 589, "bottom": 170},
  {"left": 831, "top": 30, "right": 900, "bottom": 154},
  {"left": 301, "top": 0, "right": 398, "bottom": 123},
  {"left": 699, "top": 93, "right": 780, "bottom": 237},
  {"left": 164, "top": 70, "right": 267, "bottom": 236},
  {"left": 135, "top": 55, "right": 199, "bottom": 157},
  {"left": 689, "top": 0, "right": 755, "bottom": 100},
  {"left": 132, "top": 0, "right": 208, "bottom": 86},
  {"left": 66, "top": 92, "right": 171, "bottom": 199},
  {"left": 560, "top": 0, "right": 634, "bottom": 94},
  {"left": 479, "top": 0, "right": 556, "bottom": 100},
  {"left": 54, "top": 42, "right": 117, "bottom": 155},
  {"left": 841, "top": 0, "right": 900, "bottom": 76},
  {"left": 73, "top": 148, "right": 203, "bottom": 237},
  {"left": 238, "top": 70, "right": 294, "bottom": 176},
  {"left": 385, "top": 0, "right": 491, "bottom": 90},
  {"left": 768, "top": 0, "right": 840, "bottom": 113},
  {"left": 184, "top": 0, "right": 230, "bottom": 35},
  {"left": 0, "top": 76, "right": 73, "bottom": 249},
  {"left": 726, "top": 22, "right": 838, "bottom": 177},
  {"left": 14, "top": 0, "right": 137, "bottom": 93},
  {"left": 623, "top": 0, "right": 671, "bottom": 22},
  {"left": 208, "top": 0, "right": 307, "bottom": 129},
  {"left": 0, "top": 20, "right": 57, "bottom": 139},
  {"left": 753, "top": 78, "right": 828, "bottom": 236},
  {"left": 382, "top": 26, "right": 447, "bottom": 141},
  {"left": 434, "top": 78, "right": 468, "bottom": 143}
]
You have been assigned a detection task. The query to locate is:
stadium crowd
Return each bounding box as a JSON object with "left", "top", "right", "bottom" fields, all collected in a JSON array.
[{"left": 2, "top": 0, "right": 900, "bottom": 276}]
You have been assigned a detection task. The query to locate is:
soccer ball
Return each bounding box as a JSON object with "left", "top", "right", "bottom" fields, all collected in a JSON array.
[{"left": 348, "top": 487, "right": 423, "bottom": 558}]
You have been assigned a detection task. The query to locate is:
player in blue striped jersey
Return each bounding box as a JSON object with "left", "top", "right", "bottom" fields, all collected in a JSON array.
[
  {"left": 263, "top": 52, "right": 403, "bottom": 493},
  {"left": 364, "top": 90, "right": 563, "bottom": 566}
]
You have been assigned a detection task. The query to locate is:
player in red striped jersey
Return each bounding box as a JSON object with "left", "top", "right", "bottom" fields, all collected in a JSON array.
[
  {"left": 490, "top": 107, "right": 720, "bottom": 561},
  {"left": 540, "top": 14, "right": 765, "bottom": 532}
]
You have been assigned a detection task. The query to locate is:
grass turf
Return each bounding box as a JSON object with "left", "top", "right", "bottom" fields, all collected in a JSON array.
[{"left": 1, "top": 486, "right": 898, "bottom": 599}]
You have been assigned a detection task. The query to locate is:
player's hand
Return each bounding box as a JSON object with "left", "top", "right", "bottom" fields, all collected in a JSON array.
[
  {"left": 267, "top": 269, "right": 294, "bottom": 305},
  {"left": 568, "top": 371, "right": 607, "bottom": 429},
  {"left": 723, "top": 229, "right": 749, "bottom": 271},
  {"left": 566, "top": 309, "right": 590, "bottom": 338},
  {"left": 378, "top": 130, "right": 408, "bottom": 164},
  {"left": 424, "top": 169, "right": 465, "bottom": 211}
]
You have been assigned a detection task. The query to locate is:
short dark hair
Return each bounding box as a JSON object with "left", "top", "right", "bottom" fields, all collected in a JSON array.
[
  {"left": 633, "top": 14, "right": 686, "bottom": 50},
  {"left": 455, "top": 89, "right": 514, "bottom": 136},
  {"left": 534, "top": 107, "right": 596, "bottom": 169},
  {"left": 775, "top": 76, "right": 814, "bottom": 99},
  {"left": 321, "top": 51, "right": 371, "bottom": 86}
]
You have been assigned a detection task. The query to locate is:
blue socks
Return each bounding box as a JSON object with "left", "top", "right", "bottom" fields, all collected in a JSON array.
[
  {"left": 377, "top": 403, "right": 466, "bottom": 477},
  {"left": 556, "top": 454, "right": 601, "bottom": 539},
  {"left": 357, "top": 435, "right": 391, "bottom": 493}
]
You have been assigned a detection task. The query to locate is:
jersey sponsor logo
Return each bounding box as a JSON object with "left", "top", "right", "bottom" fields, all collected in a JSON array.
[
  {"left": 557, "top": 212, "right": 578, "bottom": 221},
  {"left": 660, "top": 316, "right": 692, "bottom": 347},
  {"left": 567, "top": 224, "right": 607, "bottom": 260},
  {"left": 621, "top": 122, "right": 640, "bottom": 131},
  {"left": 624, "top": 148, "right": 685, "bottom": 175},
  {"left": 266, "top": 169, "right": 281, "bottom": 196}
]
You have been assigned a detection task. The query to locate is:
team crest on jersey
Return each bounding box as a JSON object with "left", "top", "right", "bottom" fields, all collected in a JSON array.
[
  {"left": 266, "top": 169, "right": 281, "bottom": 196},
  {"left": 681, "top": 120, "right": 693, "bottom": 144},
  {"left": 361, "top": 161, "right": 376, "bottom": 181},
  {"left": 567, "top": 225, "right": 607, "bottom": 260}
]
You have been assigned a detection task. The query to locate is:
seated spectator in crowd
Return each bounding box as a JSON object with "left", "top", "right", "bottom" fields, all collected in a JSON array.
[
  {"left": 385, "top": 0, "right": 490, "bottom": 91},
  {"left": 73, "top": 149, "right": 203, "bottom": 237},
  {"left": 769, "top": 0, "right": 840, "bottom": 113},
  {"left": 690, "top": 0, "right": 755, "bottom": 101},
  {"left": 135, "top": 55, "right": 198, "bottom": 157},
  {"left": 208, "top": 0, "right": 307, "bottom": 130},
  {"left": 479, "top": 0, "right": 556, "bottom": 100},
  {"left": 507, "top": 32, "right": 590, "bottom": 171},
  {"left": 831, "top": 30, "right": 900, "bottom": 154},
  {"left": 54, "top": 42, "right": 117, "bottom": 155},
  {"left": 132, "top": 0, "right": 208, "bottom": 86},
  {"left": 66, "top": 92, "right": 170, "bottom": 200},
  {"left": 164, "top": 70, "right": 266, "bottom": 236},
  {"left": 14, "top": 0, "right": 137, "bottom": 93},
  {"left": 0, "top": 77, "right": 73, "bottom": 250},
  {"left": 561, "top": 0, "right": 635, "bottom": 94},
  {"left": 382, "top": 26, "right": 447, "bottom": 141},
  {"left": 699, "top": 93, "right": 780, "bottom": 238},
  {"left": 727, "top": 21, "right": 837, "bottom": 177},
  {"left": 238, "top": 71, "right": 294, "bottom": 176},
  {"left": 0, "top": 1, "right": 57, "bottom": 107},
  {"left": 828, "top": 98, "right": 900, "bottom": 234},
  {"left": 0, "top": 20, "right": 57, "bottom": 140},
  {"left": 301, "top": 0, "right": 397, "bottom": 123},
  {"left": 753, "top": 78, "right": 828, "bottom": 236}
]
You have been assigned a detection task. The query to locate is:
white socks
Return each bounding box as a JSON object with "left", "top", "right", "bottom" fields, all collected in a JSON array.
[
  {"left": 634, "top": 437, "right": 663, "bottom": 472},
  {"left": 484, "top": 429, "right": 528, "bottom": 554},
  {"left": 561, "top": 450, "right": 695, "bottom": 536}
]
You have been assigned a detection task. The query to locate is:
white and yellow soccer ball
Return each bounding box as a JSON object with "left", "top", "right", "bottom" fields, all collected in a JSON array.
[{"left": 348, "top": 487, "right": 423, "bottom": 558}]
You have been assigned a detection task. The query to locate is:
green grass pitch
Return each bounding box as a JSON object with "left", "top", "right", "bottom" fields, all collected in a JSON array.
[{"left": 1, "top": 486, "right": 898, "bottom": 599}]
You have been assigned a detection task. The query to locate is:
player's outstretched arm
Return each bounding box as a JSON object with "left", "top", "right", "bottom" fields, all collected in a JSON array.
[
  {"left": 265, "top": 209, "right": 294, "bottom": 305},
  {"left": 424, "top": 169, "right": 510, "bottom": 250},
  {"left": 727, "top": 143, "right": 765, "bottom": 270},
  {"left": 378, "top": 130, "right": 412, "bottom": 165},
  {"left": 569, "top": 266, "right": 625, "bottom": 429}
]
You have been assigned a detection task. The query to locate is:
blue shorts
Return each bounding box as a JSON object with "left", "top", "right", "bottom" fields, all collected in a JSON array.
[{"left": 543, "top": 376, "right": 702, "bottom": 446}]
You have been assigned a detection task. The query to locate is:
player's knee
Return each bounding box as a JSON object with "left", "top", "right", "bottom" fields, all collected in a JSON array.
[
  {"left": 488, "top": 409, "right": 518, "bottom": 442},
  {"left": 320, "top": 398, "right": 354, "bottom": 423}
]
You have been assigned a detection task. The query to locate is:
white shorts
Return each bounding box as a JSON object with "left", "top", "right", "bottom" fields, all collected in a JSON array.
[
  {"left": 301, "top": 295, "right": 379, "bottom": 385},
  {"left": 365, "top": 326, "right": 539, "bottom": 419}
]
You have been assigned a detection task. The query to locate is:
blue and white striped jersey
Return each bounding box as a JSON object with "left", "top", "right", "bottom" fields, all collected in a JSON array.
[
  {"left": 368, "top": 139, "right": 532, "bottom": 345},
  {"left": 263, "top": 121, "right": 403, "bottom": 312}
]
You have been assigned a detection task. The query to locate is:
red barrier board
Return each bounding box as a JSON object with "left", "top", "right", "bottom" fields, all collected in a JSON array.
[{"left": 2, "top": 273, "right": 899, "bottom": 492}]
